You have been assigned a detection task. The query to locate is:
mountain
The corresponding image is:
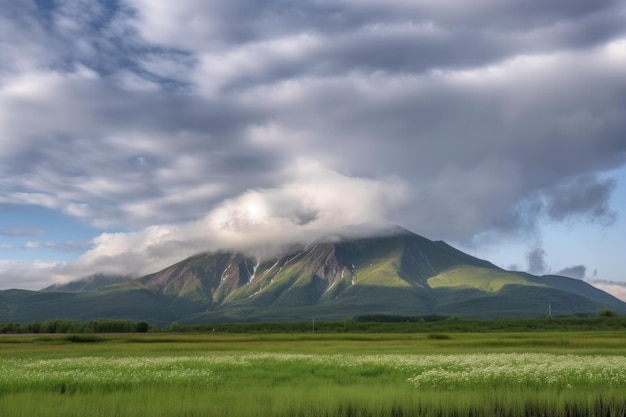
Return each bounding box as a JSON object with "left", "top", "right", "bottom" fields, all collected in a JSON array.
[
  {"left": 42, "top": 273, "right": 132, "bottom": 292},
  {"left": 1, "top": 228, "right": 624, "bottom": 324}
]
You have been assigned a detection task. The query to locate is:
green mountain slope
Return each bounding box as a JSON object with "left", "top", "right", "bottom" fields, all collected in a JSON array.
[
  {"left": 1, "top": 228, "right": 624, "bottom": 323},
  {"left": 42, "top": 274, "right": 132, "bottom": 292}
]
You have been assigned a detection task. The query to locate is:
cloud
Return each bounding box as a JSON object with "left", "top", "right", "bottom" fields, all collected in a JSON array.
[
  {"left": 0, "top": 260, "right": 65, "bottom": 291},
  {"left": 2, "top": 2, "right": 625, "bottom": 237},
  {"left": 546, "top": 176, "right": 616, "bottom": 225},
  {"left": 23, "top": 240, "right": 91, "bottom": 253},
  {"left": 589, "top": 280, "right": 626, "bottom": 302},
  {"left": 557, "top": 265, "right": 587, "bottom": 280},
  {"left": 526, "top": 248, "right": 548, "bottom": 275},
  {"left": 54, "top": 161, "right": 407, "bottom": 280},
  {"left": 0, "top": 227, "right": 45, "bottom": 237},
  {"left": 125, "top": 0, "right": 626, "bottom": 55},
  {"left": 234, "top": 41, "right": 626, "bottom": 240},
  {"left": 1, "top": 1, "right": 626, "bottom": 286},
  {"left": 0, "top": 68, "right": 274, "bottom": 228}
]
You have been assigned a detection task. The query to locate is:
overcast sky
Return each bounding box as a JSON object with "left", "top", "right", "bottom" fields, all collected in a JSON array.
[{"left": 1, "top": 0, "right": 625, "bottom": 299}]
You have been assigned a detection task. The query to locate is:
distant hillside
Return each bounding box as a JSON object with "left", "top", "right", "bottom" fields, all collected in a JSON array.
[
  {"left": 43, "top": 274, "right": 132, "bottom": 292},
  {"left": 1, "top": 228, "right": 624, "bottom": 324}
]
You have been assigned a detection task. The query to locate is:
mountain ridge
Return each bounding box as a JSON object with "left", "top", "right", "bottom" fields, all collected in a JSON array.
[{"left": 2, "top": 227, "right": 624, "bottom": 323}]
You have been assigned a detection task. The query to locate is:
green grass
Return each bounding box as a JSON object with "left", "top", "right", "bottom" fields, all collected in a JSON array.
[
  {"left": 3, "top": 331, "right": 626, "bottom": 354},
  {"left": 4, "top": 387, "right": 624, "bottom": 417},
  {"left": 428, "top": 266, "right": 545, "bottom": 292},
  {"left": 353, "top": 259, "right": 410, "bottom": 287},
  {"left": 348, "top": 241, "right": 410, "bottom": 287},
  {"left": 1, "top": 332, "right": 626, "bottom": 416}
]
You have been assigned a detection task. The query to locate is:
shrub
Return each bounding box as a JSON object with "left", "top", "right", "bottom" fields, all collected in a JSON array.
[
  {"left": 64, "top": 335, "right": 105, "bottom": 343},
  {"left": 428, "top": 333, "right": 451, "bottom": 340},
  {"left": 598, "top": 308, "right": 616, "bottom": 317}
]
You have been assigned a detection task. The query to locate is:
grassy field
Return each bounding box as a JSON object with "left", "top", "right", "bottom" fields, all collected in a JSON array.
[{"left": 1, "top": 332, "right": 626, "bottom": 416}]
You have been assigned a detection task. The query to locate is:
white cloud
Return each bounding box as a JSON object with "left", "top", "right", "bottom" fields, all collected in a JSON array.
[
  {"left": 55, "top": 161, "right": 407, "bottom": 280},
  {"left": 0, "top": 260, "right": 65, "bottom": 290},
  {"left": 125, "top": 0, "right": 223, "bottom": 50}
]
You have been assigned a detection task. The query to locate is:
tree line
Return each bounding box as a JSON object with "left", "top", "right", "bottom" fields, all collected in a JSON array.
[
  {"left": 0, "top": 319, "right": 152, "bottom": 334},
  {"left": 1, "top": 313, "right": 624, "bottom": 335}
]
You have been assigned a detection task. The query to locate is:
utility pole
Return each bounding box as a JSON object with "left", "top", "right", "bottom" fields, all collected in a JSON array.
[
  {"left": 548, "top": 304, "right": 552, "bottom": 318},
  {"left": 312, "top": 316, "right": 315, "bottom": 334}
]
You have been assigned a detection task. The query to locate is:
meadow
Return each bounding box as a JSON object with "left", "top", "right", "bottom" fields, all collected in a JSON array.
[{"left": 1, "top": 332, "right": 626, "bottom": 416}]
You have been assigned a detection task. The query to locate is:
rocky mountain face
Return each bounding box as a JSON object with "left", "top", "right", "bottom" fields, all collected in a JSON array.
[{"left": 2, "top": 228, "right": 625, "bottom": 324}]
